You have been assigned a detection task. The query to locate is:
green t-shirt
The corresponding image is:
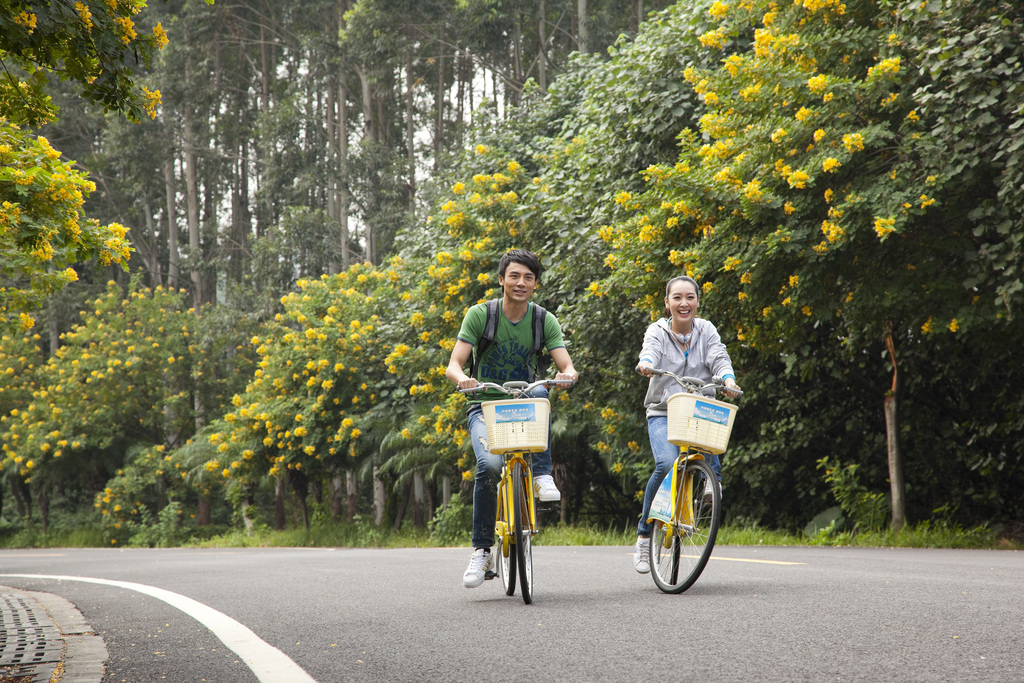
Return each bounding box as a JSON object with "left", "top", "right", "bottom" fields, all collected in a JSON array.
[{"left": 457, "top": 300, "right": 565, "bottom": 403}]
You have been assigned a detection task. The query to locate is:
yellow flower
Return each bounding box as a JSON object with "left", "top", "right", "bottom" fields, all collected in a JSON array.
[
  {"left": 807, "top": 75, "right": 829, "bottom": 93},
  {"left": 921, "top": 317, "right": 934, "bottom": 334},
  {"left": 949, "top": 319, "right": 959, "bottom": 332},
  {"left": 153, "top": 22, "right": 169, "bottom": 49},
  {"left": 874, "top": 217, "right": 896, "bottom": 238},
  {"left": 788, "top": 171, "right": 810, "bottom": 189},
  {"left": 843, "top": 133, "right": 865, "bottom": 153},
  {"left": 822, "top": 158, "right": 841, "bottom": 173}
]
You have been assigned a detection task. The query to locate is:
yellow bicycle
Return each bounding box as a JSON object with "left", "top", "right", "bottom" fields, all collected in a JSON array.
[
  {"left": 646, "top": 370, "right": 740, "bottom": 593},
  {"left": 463, "top": 378, "right": 570, "bottom": 604}
]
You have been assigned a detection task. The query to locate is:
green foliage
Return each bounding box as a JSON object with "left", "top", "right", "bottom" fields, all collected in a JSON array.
[
  {"left": 428, "top": 498, "right": 472, "bottom": 547},
  {"left": 818, "top": 457, "right": 888, "bottom": 532},
  {"left": 125, "top": 501, "right": 184, "bottom": 548}
]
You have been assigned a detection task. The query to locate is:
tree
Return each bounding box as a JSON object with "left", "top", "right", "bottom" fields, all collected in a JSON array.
[
  {"left": 595, "top": 0, "right": 1024, "bottom": 530},
  {"left": 0, "top": 0, "right": 180, "bottom": 334}
]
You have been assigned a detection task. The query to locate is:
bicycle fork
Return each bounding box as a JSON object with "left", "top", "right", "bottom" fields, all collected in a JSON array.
[{"left": 669, "top": 452, "right": 706, "bottom": 538}]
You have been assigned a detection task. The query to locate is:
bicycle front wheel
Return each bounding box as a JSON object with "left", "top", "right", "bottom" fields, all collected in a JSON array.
[
  {"left": 650, "top": 457, "right": 721, "bottom": 594},
  {"left": 512, "top": 461, "right": 533, "bottom": 604},
  {"left": 497, "top": 477, "right": 516, "bottom": 595}
]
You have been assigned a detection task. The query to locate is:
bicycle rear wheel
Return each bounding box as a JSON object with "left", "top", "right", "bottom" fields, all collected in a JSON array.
[
  {"left": 496, "top": 477, "right": 516, "bottom": 595},
  {"left": 512, "top": 461, "right": 533, "bottom": 604},
  {"left": 650, "top": 457, "right": 721, "bottom": 594}
]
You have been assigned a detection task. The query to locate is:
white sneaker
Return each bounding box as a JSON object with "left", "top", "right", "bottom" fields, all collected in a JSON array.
[
  {"left": 633, "top": 537, "right": 650, "bottom": 574},
  {"left": 534, "top": 474, "right": 561, "bottom": 502},
  {"left": 463, "top": 548, "right": 492, "bottom": 588},
  {"left": 702, "top": 478, "right": 722, "bottom": 505}
]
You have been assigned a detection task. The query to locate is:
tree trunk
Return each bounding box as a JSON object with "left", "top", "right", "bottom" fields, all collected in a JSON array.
[
  {"left": 240, "top": 496, "right": 254, "bottom": 535},
  {"left": 183, "top": 109, "right": 203, "bottom": 310},
  {"left": 373, "top": 466, "right": 386, "bottom": 526},
  {"left": 538, "top": 0, "right": 548, "bottom": 92},
  {"left": 406, "top": 46, "right": 416, "bottom": 212},
  {"left": 38, "top": 488, "right": 49, "bottom": 534},
  {"left": 346, "top": 469, "right": 358, "bottom": 522},
  {"left": 338, "top": 70, "right": 351, "bottom": 270},
  {"left": 9, "top": 475, "right": 30, "bottom": 521},
  {"left": 884, "top": 326, "right": 907, "bottom": 531},
  {"left": 289, "top": 469, "right": 310, "bottom": 529},
  {"left": 142, "top": 197, "right": 161, "bottom": 287},
  {"left": 392, "top": 482, "right": 409, "bottom": 532},
  {"left": 275, "top": 474, "right": 287, "bottom": 530},
  {"left": 197, "top": 495, "right": 211, "bottom": 526},
  {"left": 163, "top": 156, "right": 180, "bottom": 289},
  {"left": 434, "top": 26, "right": 445, "bottom": 171},
  {"left": 412, "top": 471, "right": 425, "bottom": 528},
  {"left": 577, "top": 0, "right": 589, "bottom": 54},
  {"left": 632, "top": 0, "right": 644, "bottom": 33},
  {"left": 441, "top": 474, "right": 451, "bottom": 506},
  {"left": 331, "top": 473, "right": 344, "bottom": 519}
]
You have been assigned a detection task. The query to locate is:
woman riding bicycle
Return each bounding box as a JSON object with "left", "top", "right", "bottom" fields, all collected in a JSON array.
[
  {"left": 633, "top": 275, "right": 740, "bottom": 574},
  {"left": 445, "top": 249, "right": 579, "bottom": 589}
]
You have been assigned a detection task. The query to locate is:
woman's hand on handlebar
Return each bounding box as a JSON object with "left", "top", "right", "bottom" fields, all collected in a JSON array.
[
  {"left": 722, "top": 377, "right": 741, "bottom": 399},
  {"left": 635, "top": 360, "right": 656, "bottom": 378}
]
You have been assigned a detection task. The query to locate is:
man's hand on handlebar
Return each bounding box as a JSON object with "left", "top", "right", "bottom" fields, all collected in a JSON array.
[
  {"left": 455, "top": 376, "right": 479, "bottom": 392},
  {"left": 554, "top": 370, "right": 578, "bottom": 388}
]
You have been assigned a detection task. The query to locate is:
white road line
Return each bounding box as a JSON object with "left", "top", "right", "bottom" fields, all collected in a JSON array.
[
  {"left": 2, "top": 574, "right": 317, "bottom": 683},
  {"left": 710, "top": 556, "right": 806, "bottom": 565}
]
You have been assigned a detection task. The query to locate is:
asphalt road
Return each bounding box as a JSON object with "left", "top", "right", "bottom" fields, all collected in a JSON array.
[{"left": 1, "top": 544, "right": 1022, "bottom": 682}]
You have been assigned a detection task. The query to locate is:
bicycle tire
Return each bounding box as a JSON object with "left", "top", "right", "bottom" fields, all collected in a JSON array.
[
  {"left": 650, "top": 457, "right": 721, "bottom": 594},
  {"left": 512, "top": 460, "right": 533, "bottom": 604},
  {"left": 497, "top": 476, "right": 516, "bottom": 595}
]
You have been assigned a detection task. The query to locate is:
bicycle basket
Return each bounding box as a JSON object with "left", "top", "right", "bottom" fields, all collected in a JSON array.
[
  {"left": 481, "top": 398, "right": 550, "bottom": 454},
  {"left": 666, "top": 393, "right": 737, "bottom": 453}
]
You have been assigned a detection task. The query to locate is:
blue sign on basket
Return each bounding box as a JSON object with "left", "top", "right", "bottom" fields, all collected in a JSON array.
[
  {"left": 693, "top": 400, "right": 730, "bottom": 426},
  {"left": 647, "top": 474, "right": 673, "bottom": 524},
  {"left": 494, "top": 403, "right": 537, "bottom": 423}
]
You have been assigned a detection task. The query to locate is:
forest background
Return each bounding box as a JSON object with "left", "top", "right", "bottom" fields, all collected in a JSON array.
[{"left": 2, "top": 0, "right": 1022, "bottom": 548}]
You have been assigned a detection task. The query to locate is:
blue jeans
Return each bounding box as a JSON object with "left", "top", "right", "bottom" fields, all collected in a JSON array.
[
  {"left": 637, "top": 415, "right": 721, "bottom": 537},
  {"left": 467, "top": 387, "right": 552, "bottom": 549}
]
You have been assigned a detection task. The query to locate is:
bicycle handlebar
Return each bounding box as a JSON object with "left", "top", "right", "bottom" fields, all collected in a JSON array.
[
  {"left": 459, "top": 378, "right": 574, "bottom": 398},
  {"left": 647, "top": 368, "right": 743, "bottom": 397}
]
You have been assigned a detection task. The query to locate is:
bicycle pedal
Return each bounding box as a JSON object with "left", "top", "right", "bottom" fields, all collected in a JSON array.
[{"left": 484, "top": 570, "right": 497, "bottom": 580}]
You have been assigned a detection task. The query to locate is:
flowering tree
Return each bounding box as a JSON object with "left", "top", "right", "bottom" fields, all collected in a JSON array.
[
  {"left": 0, "top": 281, "right": 257, "bottom": 534},
  {"left": 590, "top": 0, "right": 1024, "bottom": 529},
  {"left": 0, "top": 0, "right": 176, "bottom": 334}
]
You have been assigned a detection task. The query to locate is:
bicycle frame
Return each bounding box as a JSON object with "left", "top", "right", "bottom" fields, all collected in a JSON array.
[
  {"left": 496, "top": 451, "right": 536, "bottom": 554},
  {"left": 669, "top": 450, "right": 705, "bottom": 530}
]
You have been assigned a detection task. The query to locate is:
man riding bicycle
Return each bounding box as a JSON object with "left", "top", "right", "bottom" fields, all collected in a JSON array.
[{"left": 445, "top": 249, "right": 579, "bottom": 588}]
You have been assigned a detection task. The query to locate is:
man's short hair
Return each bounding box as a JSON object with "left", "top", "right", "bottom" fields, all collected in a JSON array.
[{"left": 498, "top": 249, "right": 542, "bottom": 280}]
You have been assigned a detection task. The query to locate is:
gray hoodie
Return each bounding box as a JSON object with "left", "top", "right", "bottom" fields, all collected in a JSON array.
[{"left": 637, "top": 317, "right": 735, "bottom": 416}]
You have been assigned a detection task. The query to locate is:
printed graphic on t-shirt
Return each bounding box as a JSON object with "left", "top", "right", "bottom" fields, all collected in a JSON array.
[{"left": 480, "top": 338, "right": 533, "bottom": 383}]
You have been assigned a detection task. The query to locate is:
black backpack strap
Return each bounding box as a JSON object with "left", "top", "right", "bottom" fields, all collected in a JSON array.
[
  {"left": 468, "top": 299, "right": 501, "bottom": 379},
  {"left": 530, "top": 304, "right": 547, "bottom": 381}
]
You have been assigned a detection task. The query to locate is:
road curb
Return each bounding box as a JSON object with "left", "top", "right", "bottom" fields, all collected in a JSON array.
[{"left": 0, "top": 586, "right": 106, "bottom": 683}]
